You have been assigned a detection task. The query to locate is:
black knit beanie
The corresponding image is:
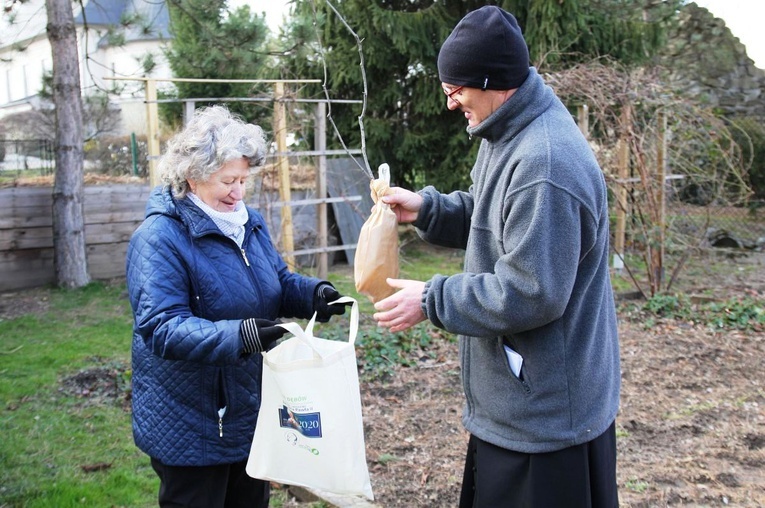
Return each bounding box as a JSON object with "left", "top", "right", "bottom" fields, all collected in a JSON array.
[{"left": 437, "top": 6, "right": 530, "bottom": 90}]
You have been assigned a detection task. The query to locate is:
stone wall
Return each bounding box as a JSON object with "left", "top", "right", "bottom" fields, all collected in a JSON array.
[{"left": 662, "top": 2, "right": 765, "bottom": 118}]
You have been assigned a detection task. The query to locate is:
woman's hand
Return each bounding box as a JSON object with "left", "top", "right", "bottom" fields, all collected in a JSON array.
[{"left": 313, "top": 284, "right": 350, "bottom": 323}]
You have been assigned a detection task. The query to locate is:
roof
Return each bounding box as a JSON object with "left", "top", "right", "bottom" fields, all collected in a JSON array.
[
  {"left": 0, "top": 0, "right": 170, "bottom": 49},
  {"left": 122, "top": 0, "right": 171, "bottom": 41}
]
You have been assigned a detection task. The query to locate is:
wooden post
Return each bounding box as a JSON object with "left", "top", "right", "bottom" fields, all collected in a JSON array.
[
  {"left": 145, "top": 79, "right": 161, "bottom": 187},
  {"left": 183, "top": 100, "right": 196, "bottom": 126},
  {"left": 274, "top": 82, "right": 295, "bottom": 270},
  {"left": 654, "top": 111, "right": 668, "bottom": 292},
  {"left": 315, "top": 101, "right": 328, "bottom": 279},
  {"left": 577, "top": 104, "right": 589, "bottom": 139},
  {"left": 613, "top": 102, "right": 632, "bottom": 270}
]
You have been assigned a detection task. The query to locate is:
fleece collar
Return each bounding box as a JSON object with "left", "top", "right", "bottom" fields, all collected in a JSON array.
[{"left": 467, "top": 67, "right": 555, "bottom": 143}]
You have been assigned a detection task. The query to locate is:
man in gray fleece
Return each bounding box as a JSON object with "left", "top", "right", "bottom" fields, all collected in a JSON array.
[{"left": 373, "top": 6, "right": 620, "bottom": 507}]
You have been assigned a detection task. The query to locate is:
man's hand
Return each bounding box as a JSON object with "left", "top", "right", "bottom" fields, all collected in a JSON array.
[
  {"left": 373, "top": 278, "right": 427, "bottom": 332},
  {"left": 381, "top": 187, "right": 423, "bottom": 224}
]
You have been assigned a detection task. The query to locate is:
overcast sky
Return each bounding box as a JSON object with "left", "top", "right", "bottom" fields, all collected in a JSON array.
[{"left": 692, "top": 0, "right": 764, "bottom": 68}]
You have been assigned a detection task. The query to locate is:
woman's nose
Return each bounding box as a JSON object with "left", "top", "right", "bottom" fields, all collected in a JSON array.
[{"left": 231, "top": 182, "right": 245, "bottom": 199}]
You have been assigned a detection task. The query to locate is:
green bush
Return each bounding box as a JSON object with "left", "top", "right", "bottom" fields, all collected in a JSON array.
[
  {"left": 637, "top": 293, "right": 765, "bottom": 331},
  {"left": 84, "top": 135, "right": 149, "bottom": 177},
  {"left": 731, "top": 116, "right": 765, "bottom": 201},
  {"left": 356, "top": 323, "right": 448, "bottom": 380}
]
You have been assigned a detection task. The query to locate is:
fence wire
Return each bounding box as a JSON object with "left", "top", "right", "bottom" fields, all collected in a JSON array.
[{"left": 0, "top": 139, "right": 55, "bottom": 176}]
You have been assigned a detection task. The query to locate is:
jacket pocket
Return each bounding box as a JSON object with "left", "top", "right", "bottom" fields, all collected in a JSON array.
[{"left": 500, "top": 338, "right": 532, "bottom": 394}]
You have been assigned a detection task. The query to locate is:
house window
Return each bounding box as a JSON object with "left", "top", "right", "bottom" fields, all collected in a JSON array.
[
  {"left": 22, "top": 63, "right": 29, "bottom": 99},
  {"left": 3, "top": 69, "right": 10, "bottom": 104}
]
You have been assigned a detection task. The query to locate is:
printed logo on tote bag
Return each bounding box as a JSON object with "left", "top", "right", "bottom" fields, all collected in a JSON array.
[{"left": 279, "top": 405, "right": 323, "bottom": 438}]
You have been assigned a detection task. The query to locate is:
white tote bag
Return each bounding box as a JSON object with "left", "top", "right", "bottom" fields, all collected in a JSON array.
[{"left": 246, "top": 297, "right": 374, "bottom": 501}]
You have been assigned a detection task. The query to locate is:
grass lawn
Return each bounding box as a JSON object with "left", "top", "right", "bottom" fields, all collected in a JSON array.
[
  {"left": 0, "top": 239, "right": 462, "bottom": 507},
  {"left": 0, "top": 283, "right": 156, "bottom": 507}
]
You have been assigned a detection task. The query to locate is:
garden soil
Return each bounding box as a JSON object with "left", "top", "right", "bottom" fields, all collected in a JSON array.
[{"left": 323, "top": 249, "right": 765, "bottom": 508}]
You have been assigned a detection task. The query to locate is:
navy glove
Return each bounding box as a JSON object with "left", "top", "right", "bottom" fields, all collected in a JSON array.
[
  {"left": 313, "top": 283, "right": 349, "bottom": 323},
  {"left": 240, "top": 318, "right": 287, "bottom": 353}
]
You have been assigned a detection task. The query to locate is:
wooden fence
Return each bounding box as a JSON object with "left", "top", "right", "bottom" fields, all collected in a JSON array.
[
  {"left": 0, "top": 163, "right": 370, "bottom": 293},
  {"left": 0, "top": 184, "right": 150, "bottom": 292}
]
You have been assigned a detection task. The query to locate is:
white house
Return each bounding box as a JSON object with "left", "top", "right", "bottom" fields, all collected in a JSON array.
[{"left": 0, "top": 0, "right": 173, "bottom": 136}]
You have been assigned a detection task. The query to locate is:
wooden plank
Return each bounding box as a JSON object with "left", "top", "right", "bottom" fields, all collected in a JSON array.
[
  {"left": 285, "top": 243, "right": 358, "bottom": 257},
  {"left": 0, "top": 199, "right": 52, "bottom": 216},
  {"left": 84, "top": 187, "right": 151, "bottom": 204},
  {"left": 0, "top": 186, "right": 53, "bottom": 199},
  {"left": 0, "top": 187, "right": 54, "bottom": 214},
  {"left": 0, "top": 270, "right": 55, "bottom": 292},
  {"left": 84, "top": 201, "right": 148, "bottom": 214},
  {"left": 0, "top": 249, "right": 55, "bottom": 292},
  {"left": 83, "top": 183, "right": 150, "bottom": 195},
  {"left": 0, "top": 184, "right": 150, "bottom": 291},
  {"left": 84, "top": 212, "right": 144, "bottom": 225},
  {"left": 0, "top": 213, "right": 143, "bottom": 230},
  {"left": 0, "top": 215, "right": 53, "bottom": 230},
  {"left": 0, "top": 204, "right": 52, "bottom": 220},
  {"left": 84, "top": 222, "right": 139, "bottom": 245},
  {"left": 87, "top": 243, "right": 128, "bottom": 279},
  {"left": 0, "top": 226, "right": 54, "bottom": 250},
  {"left": 0, "top": 242, "right": 129, "bottom": 290},
  {"left": 0, "top": 209, "right": 51, "bottom": 224},
  {"left": 0, "top": 248, "right": 54, "bottom": 265},
  {"left": 0, "top": 184, "right": 150, "bottom": 208}
]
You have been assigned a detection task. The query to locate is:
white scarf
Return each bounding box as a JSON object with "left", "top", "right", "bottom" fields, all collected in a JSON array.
[{"left": 188, "top": 193, "right": 249, "bottom": 247}]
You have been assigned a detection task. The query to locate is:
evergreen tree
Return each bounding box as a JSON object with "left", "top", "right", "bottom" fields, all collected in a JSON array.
[
  {"left": 279, "top": 0, "right": 679, "bottom": 191},
  {"left": 162, "top": 0, "right": 272, "bottom": 127}
]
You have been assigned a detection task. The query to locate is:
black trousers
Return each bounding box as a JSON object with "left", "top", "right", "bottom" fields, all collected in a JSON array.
[
  {"left": 459, "top": 421, "right": 619, "bottom": 508},
  {"left": 150, "top": 458, "right": 269, "bottom": 508}
]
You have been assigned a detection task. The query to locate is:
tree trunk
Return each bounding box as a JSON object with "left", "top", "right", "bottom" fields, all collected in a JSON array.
[{"left": 46, "top": 0, "right": 89, "bottom": 288}]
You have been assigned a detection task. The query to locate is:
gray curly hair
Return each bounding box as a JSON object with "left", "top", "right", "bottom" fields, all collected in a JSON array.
[{"left": 158, "top": 106, "right": 267, "bottom": 198}]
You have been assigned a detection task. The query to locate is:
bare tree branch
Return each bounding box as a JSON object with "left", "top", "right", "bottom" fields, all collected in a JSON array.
[
  {"left": 311, "top": 0, "right": 373, "bottom": 179},
  {"left": 546, "top": 59, "right": 753, "bottom": 296}
]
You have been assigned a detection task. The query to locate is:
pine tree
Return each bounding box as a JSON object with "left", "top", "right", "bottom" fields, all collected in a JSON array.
[
  {"left": 162, "top": 0, "right": 272, "bottom": 126},
  {"left": 279, "top": 0, "right": 679, "bottom": 191}
]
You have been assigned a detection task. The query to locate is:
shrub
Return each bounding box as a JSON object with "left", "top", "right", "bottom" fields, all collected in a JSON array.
[
  {"left": 731, "top": 116, "right": 765, "bottom": 201},
  {"left": 85, "top": 135, "right": 149, "bottom": 177}
]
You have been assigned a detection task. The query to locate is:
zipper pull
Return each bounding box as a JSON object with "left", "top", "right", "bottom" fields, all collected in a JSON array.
[
  {"left": 218, "top": 406, "right": 227, "bottom": 437},
  {"left": 240, "top": 249, "right": 250, "bottom": 267}
]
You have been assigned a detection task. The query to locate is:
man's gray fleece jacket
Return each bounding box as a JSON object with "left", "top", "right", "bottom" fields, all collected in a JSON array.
[{"left": 416, "top": 67, "right": 620, "bottom": 454}]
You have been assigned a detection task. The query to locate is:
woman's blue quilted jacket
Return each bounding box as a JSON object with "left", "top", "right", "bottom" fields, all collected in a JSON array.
[{"left": 126, "top": 186, "right": 321, "bottom": 466}]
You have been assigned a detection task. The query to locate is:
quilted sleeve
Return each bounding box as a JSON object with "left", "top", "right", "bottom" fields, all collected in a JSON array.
[
  {"left": 249, "top": 221, "right": 321, "bottom": 319},
  {"left": 126, "top": 217, "right": 242, "bottom": 366}
]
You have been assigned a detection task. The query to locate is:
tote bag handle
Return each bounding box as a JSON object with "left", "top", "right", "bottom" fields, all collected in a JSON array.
[{"left": 276, "top": 296, "right": 359, "bottom": 355}]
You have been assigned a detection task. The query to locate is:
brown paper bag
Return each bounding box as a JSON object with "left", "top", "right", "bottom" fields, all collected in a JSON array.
[{"left": 354, "top": 164, "right": 399, "bottom": 303}]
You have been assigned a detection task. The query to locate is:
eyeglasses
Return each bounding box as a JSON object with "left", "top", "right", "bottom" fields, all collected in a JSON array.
[{"left": 443, "top": 85, "right": 464, "bottom": 104}]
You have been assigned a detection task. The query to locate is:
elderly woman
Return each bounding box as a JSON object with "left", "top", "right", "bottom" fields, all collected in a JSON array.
[{"left": 126, "top": 105, "right": 346, "bottom": 507}]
